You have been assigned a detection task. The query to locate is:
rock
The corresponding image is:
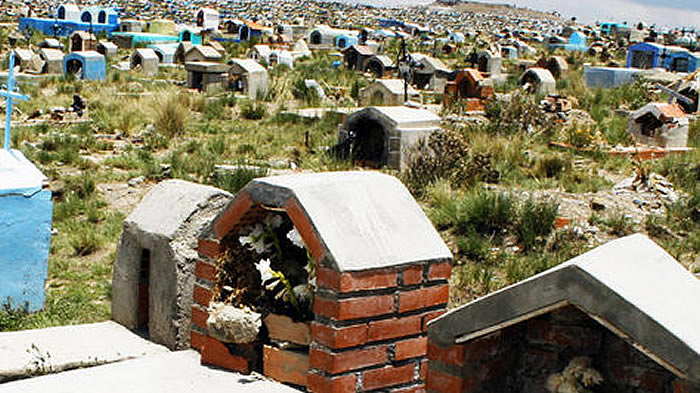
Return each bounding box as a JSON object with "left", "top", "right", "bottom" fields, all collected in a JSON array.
[
  {"left": 590, "top": 200, "right": 606, "bottom": 211},
  {"left": 127, "top": 176, "right": 145, "bottom": 187},
  {"left": 206, "top": 303, "right": 261, "bottom": 344}
]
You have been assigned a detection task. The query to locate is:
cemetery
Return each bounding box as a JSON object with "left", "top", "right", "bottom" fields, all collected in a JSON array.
[{"left": 0, "top": 0, "right": 698, "bottom": 392}]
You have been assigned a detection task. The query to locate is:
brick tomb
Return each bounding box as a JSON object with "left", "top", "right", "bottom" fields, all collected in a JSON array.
[
  {"left": 427, "top": 235, "right": 700, "bottom": 393},
  {"left": 191, "top": 171, "right": 453, "bottom": 392}
]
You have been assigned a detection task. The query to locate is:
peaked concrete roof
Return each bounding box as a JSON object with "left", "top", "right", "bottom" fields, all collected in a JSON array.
[
  {"left": 428, "top": 234, "right": 700, "bottom": 383},
  {"left": 353, "top": 106, "right": 441, "bottom": 128},
  {"left": 126, "top": 180, "right": 231, "bottom": 240},
  {"left": 234, "top": 172, "right": 452, "bottom": 272}
]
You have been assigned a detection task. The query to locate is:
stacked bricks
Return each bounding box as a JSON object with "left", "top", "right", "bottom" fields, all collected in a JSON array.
[
  {"left": 191, "top": 237, "right": 260, "bottom": 374},
  {"left": 189, "top": 173, "right": 454, "bottom": 391},
  {"left": 309, "top": 260, "right": 451, "bottom": 393},
  {"left": 426, "top": 306, "right": 700, "bottom": 393}
]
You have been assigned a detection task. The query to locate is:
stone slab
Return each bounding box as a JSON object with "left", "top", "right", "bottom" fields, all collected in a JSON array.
[
  {"left": 0, "top": 321, "right": 167, "bottom": 382},
  {"left": 125, "top": 179, "right": 231, "bottom": 240},
  {"left": 0, "top": 350, "right": 300, "bottom": 393}
]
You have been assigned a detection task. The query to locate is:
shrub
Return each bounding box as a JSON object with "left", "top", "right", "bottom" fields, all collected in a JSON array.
[
  {"left": 403, "top": 130, "right": 497, "bottom": 196},
  {"left": 516, "top": 198, "right": 559, "bottom": 250},
  {"left": 213, "top": 166, "right": 269, "bottom": 195},
  {"left": 154, "top": 93, "right": 188, "bottom": 138},
  {"left": 456, "top": 190, "right": 517, "bottom": 236},
  {"left": 241, "top": 102, "right": 266, "bottom": 120},
  {"left": 533, "top": 154, "right": 569, "bottom": 179}
]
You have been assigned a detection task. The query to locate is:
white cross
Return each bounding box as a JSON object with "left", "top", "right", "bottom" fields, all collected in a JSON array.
[{"left": 2, "top": 51, "right": 30, "bottom": 150}]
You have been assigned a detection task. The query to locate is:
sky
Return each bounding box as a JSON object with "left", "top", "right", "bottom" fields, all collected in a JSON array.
[
  {"left": 331, "top": 0, "right": 699, "bottom": 29},
  {"left": 483, "top": 0, "right": 700, "bottom": 29}
]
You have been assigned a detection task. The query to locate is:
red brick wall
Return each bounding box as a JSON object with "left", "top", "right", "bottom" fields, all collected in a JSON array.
[
  {"left": 191, "top": 238, "right": 261, "bottom": 374},
  {"left": 309, "top": 261, "right": 451, "bottom": 393},
  {"left": 193, "top": 196, "right": 452, "bottom": 393},
  {"left": 426, "top": 306, "right": 700, "bottom": 393}
]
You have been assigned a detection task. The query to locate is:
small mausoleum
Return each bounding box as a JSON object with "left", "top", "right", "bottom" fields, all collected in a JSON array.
[
  {"left": 96, "top": 41, "right": 118, "bottom": 58},
  {"left": 476, "top": 49, "right": 502, "bottom": 75},
  {"left": 11, "top": 49, "right": 36, "bottom": 72},
  {"left": 364, "top": 55, "right": 395, "bottom": 78},
  {"left": 536, "top": 56, "right": 569, "bottom": 79},
  {"left": 184, "top": 45, "right": 223, "bottom": 63},
  {"left": 63, "top": 51, "right": 106, "bottom": 80},
  {"left": 520, "top": 67, "right": 556, "bottom": 95},
  {"left": 130, "top": 48, "right": 160, "bottom": 76},
  {"left": 38, "top": 48, "right": 64, "bottom": 74},
  {"left": 338, "top": 106, "right": 442, "bottom": 170},
  {"left": 360, "top": 79, "right": 420, "bottom": 106},
  {"left": 343, "top": 44, "right": 375, "bottom": 71},
  {"left": 246, "top": 45, "right": 272, "bottom": 64},
  {"left": 185, "top": 62, "right": 230, "bottom": 93},
  {"left": 196, "top": 8, "right": 220, "bottom": 31},
  {"left": 427, "top": 234, "right": 700, "bottom": 393},
  {"left": 69, "top": 31, "right": 97, "bottom": 52},
  {"left": 626, "top": 42, "right": 683, "bottom": 69},
  {"left": 664, "top": 51, "right": 699, "bottom": 73},
  {"left": 228, "top": 58, "right": 269, "bottom": 99},
  {"left": 0, "top": 150, "right": 52, "bottom": 312},
  {"left": 112, "top": 180, "right": 232, "bottom": 350},
  {"left": 628, "top": 102, "right": 689, "bottom": 148},
  {"left": 584, "top": 65, "right": 641, "bottom": 88},
  {"left": 149, "top": 44, "right": 177, "bottom": 64},
  {"left": 412, "top": 54, "right": 451, "bottom": 93},
  {"left": 190, "top": 171, "right": 452, "bottom": 392},
  {"left": 18, "top": 4, "right": 119, "bottom": 37},
  {"left": 443, "top": 69, "right": 495, "bottom": 109}
]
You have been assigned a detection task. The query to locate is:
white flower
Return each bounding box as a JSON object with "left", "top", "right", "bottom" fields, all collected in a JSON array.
[
  {"left": 239, "top": 224, "right": 269, "bottom": 254},
  {"left": 264, "top": 214, "right": 283, "bottom": 229},
  {"left": 255, "top": 258, "right": 273, "bottom": 282},
  {"left": 286, "top": 227, "right": 305, "bottom": 249}
]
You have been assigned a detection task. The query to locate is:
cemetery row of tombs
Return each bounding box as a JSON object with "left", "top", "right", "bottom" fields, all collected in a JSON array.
[
  {"left": 105, "top": 173, "right": 700, "bottom": 393},
  {"left": 6, "top": 3, "right": 700, "bottom": 146}
]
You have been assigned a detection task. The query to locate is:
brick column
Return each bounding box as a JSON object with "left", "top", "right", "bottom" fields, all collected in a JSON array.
[
  {"left": 309, "top": 261, "right": 451, "bottom": 393},
  {"left": 191, "top": 237, "right": 257, "bottom": 374}
]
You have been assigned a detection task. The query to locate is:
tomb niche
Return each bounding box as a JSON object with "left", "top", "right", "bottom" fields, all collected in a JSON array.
[{"left": 192, "top": 171, "right": 453, "bottom": 393}]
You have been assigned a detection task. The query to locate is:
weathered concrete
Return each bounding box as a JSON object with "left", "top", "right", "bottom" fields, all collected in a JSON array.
[
  {"left": 338, "top": 106, "right": 442, "bottom": 170},
  {"left": 244, "top": 171, "right": 452, "bottom": 272},
  {"left": 0, "top": 321, "right": 167, "bottom": 382},
  {"left": 0, "top": 350, "right": 299, "bottom": 393},
  {"left": 428, "top": 234, "right": 700, "bottom": 383},
  {"left": 112, "top": 180, "right": 232, "bottom": 350},
  {"left": 0, "top": 149, "right": 52, "bottom": 312}
]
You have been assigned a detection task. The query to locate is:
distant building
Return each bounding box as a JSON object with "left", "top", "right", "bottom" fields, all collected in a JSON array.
[
  {"left": 629, "top": 103, "right": 689, "bottom": 148},
  {"left": 195, "top": 8, "right": 219, "bottom": 31},
  {"left": 63, "top": 51, "right": 106, "bottom": 80},
  {"left": 19, "top": 3, "right": 119, "bottom": 37},
  {"left": 360, "top": 79, "right": 420, "bottom": 106},
  {"left": 626, "top": 42, "right": 684, "bottom": 69}
]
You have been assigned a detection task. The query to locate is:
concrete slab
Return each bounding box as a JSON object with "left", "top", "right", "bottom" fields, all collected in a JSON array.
[
  {"left": 0, "top": 321, "right": 167, "bottom": 382},
  {"left": 0, "top": 350, "right": 300, "bottom": 393},
  {"left": 248, "top": 171, "right": 452, "bottom": 272},
  {"left": 428, "top": 234, "right": 700, "bottom": 383}
]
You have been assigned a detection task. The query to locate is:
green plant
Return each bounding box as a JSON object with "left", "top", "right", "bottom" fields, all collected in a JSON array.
[
  {"left": 456, "top": 190, "right": 517, "bottom": 237},
  {"left": 213, "top": 166, "right": 269, "bottom": 195},
  {"left": 154, "top": 93, "right": 188, "bottom": 138},
  {"left": 241, "top": 101, "right": 266, "bottom": 120},
  {"left": 517, "top": 198, "right": 559, "bottom": 249}
]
